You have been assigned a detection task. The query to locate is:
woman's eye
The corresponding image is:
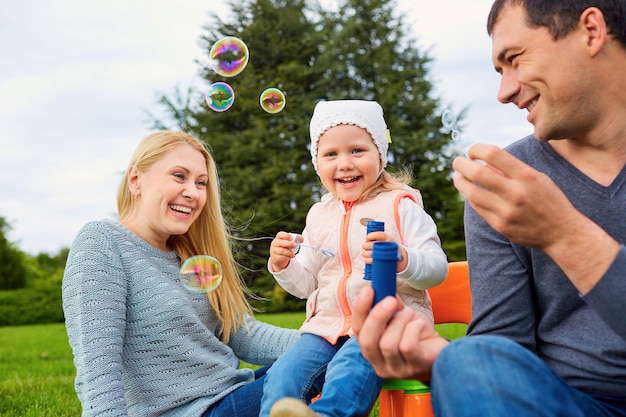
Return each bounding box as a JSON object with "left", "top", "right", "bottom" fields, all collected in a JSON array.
[
  {"left": 196, "top": 180, "right": 207, "bottom": 188},
  {"left": 173, "top": 172, "right": 185, "bottom": 181}
]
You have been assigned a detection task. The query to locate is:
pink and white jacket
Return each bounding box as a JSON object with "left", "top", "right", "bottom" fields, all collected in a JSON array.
[{"left": 269, "top": 186, "right": 448, "bottom": 343}]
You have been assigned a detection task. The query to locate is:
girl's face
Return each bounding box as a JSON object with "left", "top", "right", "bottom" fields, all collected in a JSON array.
[
  {"left": 127, "top": 143, "right": 208, "bottom": 250},
  {"left": 316, "top": 124, "right": 381, "bottom": 202}
]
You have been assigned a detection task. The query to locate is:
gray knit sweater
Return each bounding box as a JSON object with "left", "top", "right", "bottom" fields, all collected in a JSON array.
[
  {"left": 465, "top": 136, "right": 626, "bottom": 399},
  {"left": 62, "top": 219, "right": 298, "bottom": 417}
]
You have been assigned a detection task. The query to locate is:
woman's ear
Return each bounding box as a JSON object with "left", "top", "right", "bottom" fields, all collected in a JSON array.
[{"left": 127, "top": 166, "right": 141, "bottom": 197}]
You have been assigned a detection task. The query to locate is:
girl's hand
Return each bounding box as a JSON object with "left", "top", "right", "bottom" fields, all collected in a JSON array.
[
  {"left": 362, "top": 231, "right": 408, "bottom": 272},
  {"left": 269, "top": 231, "right": 298, "bottom": 272}
]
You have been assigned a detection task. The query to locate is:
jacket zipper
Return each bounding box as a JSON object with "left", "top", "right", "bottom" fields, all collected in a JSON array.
[{"left": 337, "top": 203, "right": 354, "bottom": 336}]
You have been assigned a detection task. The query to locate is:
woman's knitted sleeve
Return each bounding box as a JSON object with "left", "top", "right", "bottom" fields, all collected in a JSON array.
[
  {"left": 228, "top": 314, "right": 299, "bottom": 366},
  {"left": 62, "top": 221, "right": 130, "bottom": 417}
]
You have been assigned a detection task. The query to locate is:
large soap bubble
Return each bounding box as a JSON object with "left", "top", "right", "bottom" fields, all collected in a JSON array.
[
  {"left": 209, "top": 36, "right": 249, "bottom": 77},
  {"left": 180, "top": 255, "right": 223, "bottom": 292}
]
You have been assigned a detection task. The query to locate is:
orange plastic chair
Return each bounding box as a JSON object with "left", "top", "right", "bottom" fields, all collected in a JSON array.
[
  {"left": 378, "top": 261, "right": 471, "bottom": 417},
  {"left": 428, "top": 261, "right": 472, "bottom": 325}
]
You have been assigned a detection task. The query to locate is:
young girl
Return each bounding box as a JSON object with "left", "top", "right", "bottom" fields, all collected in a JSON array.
[
  {"left": 63, "top": 130, "right": 298, "bottom": 417},
  {"left": 261, "top": 100, "right": 448, "bottom": 417}
]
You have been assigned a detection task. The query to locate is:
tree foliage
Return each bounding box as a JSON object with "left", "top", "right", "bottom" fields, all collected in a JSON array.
[
  {"left": 0, "top": 216, "right": 26, "bottom": 290},
  {"left": 152, "top": 0, "right": 466, "bottom": 310},
  {"left": 0, "top": 216, "right": 68, "bottom": 325}
]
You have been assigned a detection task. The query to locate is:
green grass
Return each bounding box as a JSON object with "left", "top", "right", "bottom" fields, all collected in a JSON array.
[
  {"left": 0, "top": 317, "right": 466, "bottom": 416},
  {"left": 256, "top": 311, "right": 305, "bottom": 328},
  {"left": 0, "top": 324, "right": 79, "bottom": 417}
]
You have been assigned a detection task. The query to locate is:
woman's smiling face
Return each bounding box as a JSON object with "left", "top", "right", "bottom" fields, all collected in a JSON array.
[{"left": 128, "top": 143, "right": 209, "bottom": 250}]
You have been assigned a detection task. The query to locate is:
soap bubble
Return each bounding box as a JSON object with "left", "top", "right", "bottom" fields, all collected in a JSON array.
[
  {"left": 441, "top": 109, "right": 461, "bottom": 141},
  {"left": 209, "top": 37, "right": 249, "bottom": 77},
  {"left": 441, "top": 109, "right": 457, "bottom": 132},
  {"left": 259, "top": 88, "right": 286, "bottom": 114},
  {"left": 206, "top": 82, "right": 234, "bottom": 112},
  {"left": 180, "top": 255, "right": 223, "bottom": 292}
]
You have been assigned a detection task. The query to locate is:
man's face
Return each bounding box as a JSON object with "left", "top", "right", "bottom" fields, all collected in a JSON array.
[{"left": 491, "top": 4, "right": 595, "bottom": 142}]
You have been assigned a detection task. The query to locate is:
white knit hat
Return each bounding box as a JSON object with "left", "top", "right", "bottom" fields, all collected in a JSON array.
[{"left": 309, "top": 100, "right": 389, "bottom": 174}]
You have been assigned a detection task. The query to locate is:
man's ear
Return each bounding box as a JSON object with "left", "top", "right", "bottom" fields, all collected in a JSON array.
[
  {"left": 580, "top": 7, "right": 607, "bottom": 57},
  {"left": 127, "top": 166, "right": 141, "bottom": 196}
]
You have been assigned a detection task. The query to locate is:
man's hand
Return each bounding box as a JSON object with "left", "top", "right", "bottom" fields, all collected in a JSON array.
[
  {"left": 452, "top": 144, "right": 619, "bottom": 293},
  {"left": 353, "top": 287, "right": 449, "bottom": 380}
]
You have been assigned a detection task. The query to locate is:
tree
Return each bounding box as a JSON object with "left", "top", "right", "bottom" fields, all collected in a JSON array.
[
  {"left": 152, "top": 0, "right": 465, "bottom": 310},
  {"left": 0, "top": 217, "right": 26, "bottom": 290},
  {"left": 25, "top": 246, "right": 69, "bottom": 290},
  {"left": 314, "top": 0, "right": 465, "bottom": 259}
]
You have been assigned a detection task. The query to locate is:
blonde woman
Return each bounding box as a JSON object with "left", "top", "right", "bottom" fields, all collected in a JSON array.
[{"left": 63, "top": 131, "right": 297, "bottom": 417}]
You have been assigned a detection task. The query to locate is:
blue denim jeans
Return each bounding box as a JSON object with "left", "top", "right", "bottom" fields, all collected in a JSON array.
[
  {"left": 202, "top": 367, "right": 268, "bottom": 417},
  {"left": 259, "top": 333, "right": 383, "bottom": 417},
  {"left": 432, "top": 335, "right": 626, "bottom": 417}
]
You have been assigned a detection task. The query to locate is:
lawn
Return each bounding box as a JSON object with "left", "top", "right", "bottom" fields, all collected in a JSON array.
[
  {"left": 0, "top": 323, "right": 80, "bottom": 417},
  {"left": 0, "top": 315, "right": 465, "bottom": 416}
]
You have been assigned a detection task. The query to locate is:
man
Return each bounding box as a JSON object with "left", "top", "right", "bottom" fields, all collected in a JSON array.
[{"left": 353, "top": 1, "right": 626, "bottom": 415}]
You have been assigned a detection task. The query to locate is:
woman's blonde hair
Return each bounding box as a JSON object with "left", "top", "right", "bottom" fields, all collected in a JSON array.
[{"left": 117, "top": 130, "right": 252, "bottom": 342}]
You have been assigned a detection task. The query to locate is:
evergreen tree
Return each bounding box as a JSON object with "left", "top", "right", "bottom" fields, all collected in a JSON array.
[
  {"left": 0, "top": 217, "right": 26, "bottom": 290},
  {"left": 153, "top": 0, "right": 466, "bottom": 310},
  {"left": 314, "top": 0, "right": 465, "bottom": 259},
  {"left": 154, "top": 0, "right": 323, "bottom": 310}
]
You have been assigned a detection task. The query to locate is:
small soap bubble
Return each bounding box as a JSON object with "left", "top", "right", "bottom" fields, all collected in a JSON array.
[
  {"left": 206, "top": 82, "right": 234, "bottom": 112},
  {"left": 259, "top": 88, "right": 286, "bottom": 114},
  {"left": 180, "top": 255, "right": 223, "bottom": 292},
  {"left": 441, "top": 109, "right": 461, "bottom": 141},
  {"left": 441, "top": 109, "right": 457, "bottom": 132},
  {"left": 209, "top": 37, "right": 249, "bottom": 77}
]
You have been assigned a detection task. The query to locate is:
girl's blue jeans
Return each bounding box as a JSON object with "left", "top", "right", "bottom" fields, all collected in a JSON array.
[
  {"left": 432, "top": 335, "right": 626, "bottom": 417},
  {"left": 201, "top": 367, "right": 268, "bottom": 417},
  {"left": 259, "top": 333, "right": 383, "bottom": 417}
]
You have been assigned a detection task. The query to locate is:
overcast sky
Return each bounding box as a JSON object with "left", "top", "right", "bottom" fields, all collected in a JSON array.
[{"left": 0, "top": 0, "right": 532, "bottom": 255}]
